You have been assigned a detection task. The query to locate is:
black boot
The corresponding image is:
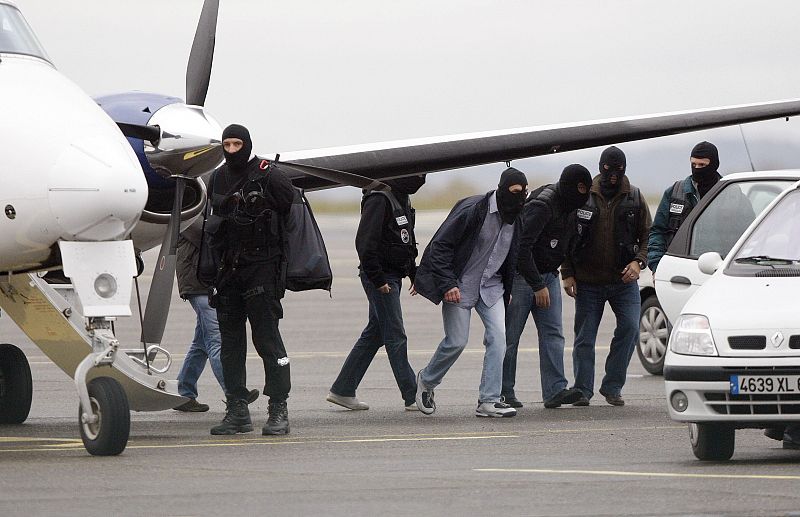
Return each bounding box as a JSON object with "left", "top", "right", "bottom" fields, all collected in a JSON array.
[
  {"left": 210, "top": 399, "right": 253, "bottom": 435},
  {"left": 262, "top": 400, "right": 289, "bottom": 435}
]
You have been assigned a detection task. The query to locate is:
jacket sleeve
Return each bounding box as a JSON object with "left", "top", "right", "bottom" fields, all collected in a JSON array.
[
  {"left": 636, "top": 195, "right": 653, "bottom": 268},
  {"left": 647, "top": 187, "right": 674, "bottom": 272},
  {"left": 517, "top": 200, "right": 552, "bottom": 292},
  {"left": 356, "top": 195, "right": 389, "bottom": 288},
  {"left": 425, "top": 200, "right": 472, "bottom": 293},
  {"left": 268, "top": 166, "right": 296, "bottom": 216}
]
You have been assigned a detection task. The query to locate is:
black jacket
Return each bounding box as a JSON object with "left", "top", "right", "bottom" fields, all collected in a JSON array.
[
  {"left": 413, "top": 191, "right": 522, "bottom": 305},
  {"left": 176, "top": 217, "right": 206, "bottom": 297},
  {"left": 356, "top": 191, "right": 418, "bottom": 288},
  {"left": 516, "top": 184, "right": 573, "bottom": 292}
]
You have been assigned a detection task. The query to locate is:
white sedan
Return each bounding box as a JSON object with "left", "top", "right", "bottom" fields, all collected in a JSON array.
[{"left": 663, "top": 178, "right": 800, "bottom": 460}]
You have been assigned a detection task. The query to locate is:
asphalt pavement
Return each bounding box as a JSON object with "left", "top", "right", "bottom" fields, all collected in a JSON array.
[{"left": 1, "top": 211, "right": 800, "bottom": 516}]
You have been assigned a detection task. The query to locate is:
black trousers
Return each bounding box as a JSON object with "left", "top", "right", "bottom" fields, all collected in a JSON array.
[{"left": 216, "top": 263, "right": 291, "bottom": 402}]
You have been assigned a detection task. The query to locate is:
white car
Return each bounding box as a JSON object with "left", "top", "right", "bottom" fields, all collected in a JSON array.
[
  {"left": 636, "top": 171, "right": 800, "bottom": 375},
  {"left": 662, "top": 177, "right": 800, "bottom": 460}
]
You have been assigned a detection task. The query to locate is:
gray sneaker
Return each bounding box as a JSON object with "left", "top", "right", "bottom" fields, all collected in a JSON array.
[
  {"left": 476, "top": 401, "right": 517, "bottom": 418},
  {"left": 326, "top": 392, "right": 369, "bottom": 410},
  {"left": 415, "top": 370, "right": 436, "bottom": 415}
]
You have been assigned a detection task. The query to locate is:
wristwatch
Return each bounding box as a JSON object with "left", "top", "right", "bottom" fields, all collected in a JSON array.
[{"left": 636, "top": 258, "right": 646, "bottom": 270}]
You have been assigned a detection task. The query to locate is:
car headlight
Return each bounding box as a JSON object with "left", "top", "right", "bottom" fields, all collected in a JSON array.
[{"left": 669, "top": 314, "right": 718, "bottom": 356}]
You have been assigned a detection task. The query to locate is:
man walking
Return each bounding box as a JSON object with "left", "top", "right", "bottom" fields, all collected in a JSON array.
[
  {"left": 562, "top": 146, "right": 652, "bottom": 406},
  {"left": 327, "top": 175, "right": 426, "bottom": 411},
  {"left": 413, "top": 168, "right": 527, "bottom": 418},
  {"left": 502, "top": 164, "right": 592, "bottom": 409}
]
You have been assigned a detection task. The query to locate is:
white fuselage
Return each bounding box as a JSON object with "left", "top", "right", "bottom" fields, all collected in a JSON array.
[{"left": 0, "top": 53, "right": 147, "bottom": 271}]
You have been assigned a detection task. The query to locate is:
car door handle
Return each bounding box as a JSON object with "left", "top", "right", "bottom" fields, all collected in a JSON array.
[{"left": 670, "top": 276, "right": 691, "bottom": 285}]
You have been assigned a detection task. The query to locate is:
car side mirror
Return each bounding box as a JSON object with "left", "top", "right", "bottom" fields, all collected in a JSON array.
[{"left": 697, "top": 252, "right": 723, "bottom": 275}]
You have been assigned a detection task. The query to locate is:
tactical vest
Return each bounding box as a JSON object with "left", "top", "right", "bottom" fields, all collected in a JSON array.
[
  {"left": 665, "top": 180, "right": 694, "bottom": 248},
  {"left": 574, "top": 187, "right": 642, "bottom": 268},
  {"left": 362, "top": 190, "right": 418, "bottom": 273},
  {"left": 526, "top": 184, "right": 567, "bottom": 246}
]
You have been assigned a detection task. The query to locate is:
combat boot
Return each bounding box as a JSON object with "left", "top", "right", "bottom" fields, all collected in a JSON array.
[
  {"left": 210, "top": 399, "right": 253, "bottom": 435},
  {"left": 262, "top": 400, "right": 289, "bottom": 435}
]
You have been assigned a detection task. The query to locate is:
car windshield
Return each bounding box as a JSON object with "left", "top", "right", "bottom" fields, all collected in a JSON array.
[
  {"left": 729, "top": 188, "right": 800, "bottom": 271},
  {"left": 0, "top": 4, "right": 49, "bottom": 61}
]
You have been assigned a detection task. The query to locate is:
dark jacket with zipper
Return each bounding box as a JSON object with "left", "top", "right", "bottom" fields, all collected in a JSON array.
[
  {"left": 516, "top": 184, "right": 574, "bottom": 292},
  {"left": 356, "top": 191, "right": 418, "bottom": 288},
  {"left": 413, "top": 191, "right": 522, "bottom": 305},
  {"left": 561, "top": 175, "right": 651, "bottom": 285},
  {"left": 176, "top": 217, "right": 207, "bottom": 298}
]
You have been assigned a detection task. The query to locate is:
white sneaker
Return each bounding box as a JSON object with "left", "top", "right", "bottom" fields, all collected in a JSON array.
[
  {"left": 415, "top": 370, "right": 436, "bottom": 415},
  {"left": 475, "top": 401, "right": 517, "bottom": 418},
  {"left": 405, "top": 403, "right": 419, "bottom": 412},
  {"left": 326, "top": 392, "right": 369, "bottom": 410}
]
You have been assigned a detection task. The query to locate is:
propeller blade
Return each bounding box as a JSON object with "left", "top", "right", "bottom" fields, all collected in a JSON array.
[
  {"left": 185, "top": 0, "right": 220, "bottom": 106},
  {"left": 140, "top": 178, "right": 187, "bottom": 346},
  {"left": 277, "top": 161, "right": 389, "bottom": 191},
  {"left": 117, "top": 122, "right": 160, "bottom": 144}
]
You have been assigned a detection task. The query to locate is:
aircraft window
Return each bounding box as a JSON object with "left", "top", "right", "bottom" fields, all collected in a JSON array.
[
  {"left": 730, "top": 189, "right": 800, "bottom": 269},
  {"left": 689, "top": 180, "right": 792, "bottom": 259},
  {"left": 0, "top": 5, "right": 49, "bottom": 61}
]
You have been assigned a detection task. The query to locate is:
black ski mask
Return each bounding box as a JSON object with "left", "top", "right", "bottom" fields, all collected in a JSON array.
[
  {"left": 599, "top": 146, "right": 626, "bottom": 199},
  {"left": 386, "top": 174, "right": 427, "bottom": 195},
  {"left": 558, "top": 164, "right": 592, "bottom": 211},
  {"left": 221, "top": 123, "right": 253, "bottom": 172},
  {"left": 690, "top": 141, "right": 720, "bottom": 199},
  {"left": 496, "top": 167, "right": 528, "bottom": 224}
]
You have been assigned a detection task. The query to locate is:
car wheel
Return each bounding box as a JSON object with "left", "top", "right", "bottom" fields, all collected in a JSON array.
[
  {"left": 689, "top": 422, "right": 735, "bottom": 461},
  {"left": 0, "top": 343, "right": 33, "bottom": 424},
  {"left": 78, "top": 377, "right": 130, "bottom": 456},
  {"left": 637, "top": 294, "right": 670, "bottom": 375}
]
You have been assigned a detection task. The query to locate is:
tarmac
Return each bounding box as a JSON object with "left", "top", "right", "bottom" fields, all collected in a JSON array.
[{"left": 1, "top": 211, "right": 800, "bottom": 516}]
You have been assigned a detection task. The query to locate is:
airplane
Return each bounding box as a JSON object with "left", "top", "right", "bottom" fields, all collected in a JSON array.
[{"left": 2, "top": 0, "right": 800, "bottom": 456}]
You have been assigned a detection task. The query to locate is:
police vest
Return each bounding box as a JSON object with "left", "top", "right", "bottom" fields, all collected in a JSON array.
[
  {"left": 362, "top": 190, "right": 418, "bottom": 272},
  {"left": 526, "top": 184, "right": 568, "bottom": 247},
  {"left": 574, "top": 187, "right": 642, "bottom": 268},
  {"left": 665, "top": 180, "right": 695, "bottom": 248}
]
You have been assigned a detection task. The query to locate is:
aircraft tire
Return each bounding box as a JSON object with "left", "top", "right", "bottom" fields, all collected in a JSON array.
[
  {"left": 0, "top": 343, "right": 33, "bottom": 424},
  {"left": 690, "top": 422, "right": 735, "bottom": 461},
  {"left": 78, "top": 377, "right": 130, "bottom": 456}
]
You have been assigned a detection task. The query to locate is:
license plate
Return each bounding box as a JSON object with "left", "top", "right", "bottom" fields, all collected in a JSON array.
[{"left": 730, "top": 375, "right": 800, "bottom": 395}]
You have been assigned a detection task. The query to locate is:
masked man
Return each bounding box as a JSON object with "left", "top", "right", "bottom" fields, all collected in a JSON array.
[
  {"left": 327, "top": 175, "right": 426, "bottom": 411},
  {"left": 502, "top": 164, "right": 592, "bottom": 409},
  {"left": 562, "top": 146, "right": 652, "bottom": 406},
  {"left": 412, "top": 168, "right": 527, "bottom": 418},
  {"left": 204, "top": 124, "right": 295, "bottom": 435}
]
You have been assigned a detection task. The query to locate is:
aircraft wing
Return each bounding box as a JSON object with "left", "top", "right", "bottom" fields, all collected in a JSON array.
[{"left": 271, "top": 98, "right": 800, "bottom": 190}]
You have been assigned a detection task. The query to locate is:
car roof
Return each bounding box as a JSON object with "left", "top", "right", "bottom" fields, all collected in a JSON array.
[{"left": 722, "top": 170, "right": 800, "bottom": 181}]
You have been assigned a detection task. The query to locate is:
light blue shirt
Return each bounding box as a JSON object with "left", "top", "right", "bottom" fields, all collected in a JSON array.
[{"left": 456, "top": 191, "right": 515, "bottom": 308}]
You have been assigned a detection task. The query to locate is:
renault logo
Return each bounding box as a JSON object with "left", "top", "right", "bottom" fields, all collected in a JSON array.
[{"left": 771, "top": 331, "right": 785, "bottom": 348}]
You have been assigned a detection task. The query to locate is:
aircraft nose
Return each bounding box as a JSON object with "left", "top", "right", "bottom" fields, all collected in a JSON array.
[{"left": 48, "top": 135, "right": 148, "bottom": 241}]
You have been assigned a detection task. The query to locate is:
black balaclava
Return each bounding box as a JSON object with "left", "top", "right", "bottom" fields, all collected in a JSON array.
[
  {"left": 690, "top": 141, "right": 721, "bottom": 198},
  {"left": 221, "top": 123, "right": 253, "bottom": 172},
  {"left": 386, "top": 174, "right": 427, "bottom": 195},
  {"left": 599, "top": 146, "right": 626, "bottom": 199},
  {"left": 496, "top": 167, "right": 528, "bottom": 224},
  {"left": 558, "top": 164, "right": 592, "bottom": 211}
]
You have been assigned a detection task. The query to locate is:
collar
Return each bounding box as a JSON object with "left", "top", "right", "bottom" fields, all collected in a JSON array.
[
  {"left": 489, "top": 190, "right": 499, "bottom": 213},
  {"left": 590, "top": 174, "right": 632, "bottom": 197}
]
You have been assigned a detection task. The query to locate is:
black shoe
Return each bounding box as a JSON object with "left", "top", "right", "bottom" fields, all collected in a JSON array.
[
  {"left": 263, "top": 401, "right": 290, "bottom": 435},
  {"left": 501, "top": 395, "right": 523, "bottom": 408},
  {"left": 572, "top": 395, "right": 590, "bottom": 406},
  {"left": 764, "top": 426, "right": 786, "bottom": 442},
  {"left": 173, "top": 399, "right": 210, "bottom": 412},
  {"left": 210, "top": 399, "right": 253, "bottom": 435},
  {"left": 599, "top": 389, "right": 625, "bottom": 406},
  {"left": 246, "top": 389, "right": 260, "bottom": 405},
  {"left": 544, "top": 388, "right": 583, "bottom": 409}
]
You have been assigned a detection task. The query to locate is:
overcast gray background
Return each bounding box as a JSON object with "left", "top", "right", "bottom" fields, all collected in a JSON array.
[{"left": 14, "top": 0, "right": 800, "bottom": 200}]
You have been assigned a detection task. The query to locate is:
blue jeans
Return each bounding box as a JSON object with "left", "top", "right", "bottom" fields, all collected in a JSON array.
[
  {"left": 572, "top": 281, "right": 640, "bottom": 398},
  {"left": 330, "top": 273, "right": 417, "bottom": 405},
  {"left": 420, "top": 296, "right": 506, "bottom": 404},
  {"left": 503, "top": 272, "right": 567, "bottom": 402},
  {"left": 177, "top": 294, "right": 226, "bottom": 399}
]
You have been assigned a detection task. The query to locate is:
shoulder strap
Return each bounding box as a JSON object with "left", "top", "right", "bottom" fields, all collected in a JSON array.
[
  {"left": 670, "top": 180, "right": 685, "bottom": 202},
  {"left": 364, "top": 189, "right": 403, "bottom": 213}
]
